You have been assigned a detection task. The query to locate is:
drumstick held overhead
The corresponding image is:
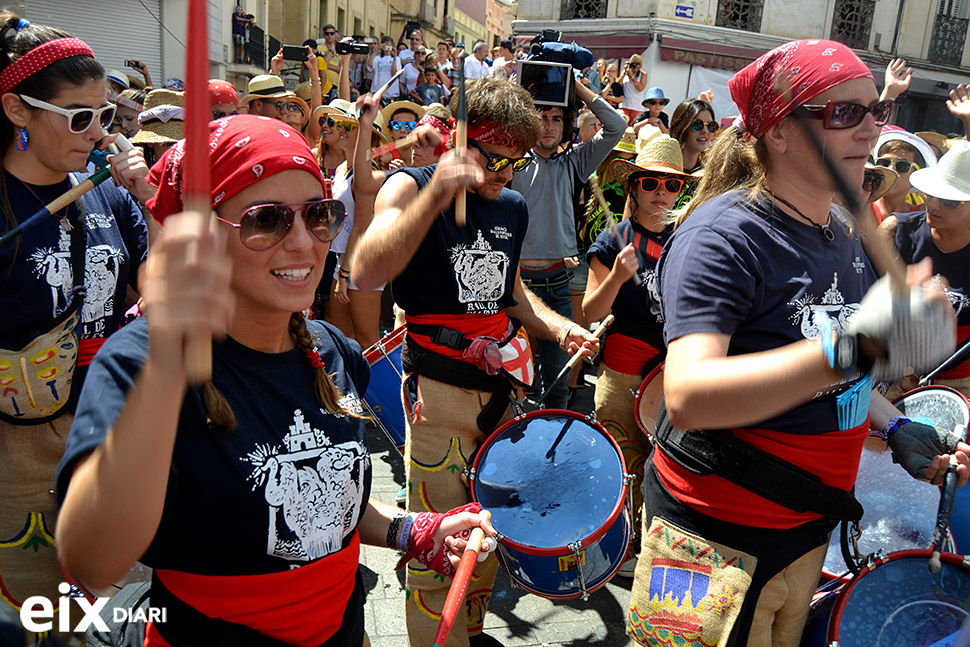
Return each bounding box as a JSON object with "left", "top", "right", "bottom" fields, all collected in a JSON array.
[
  {"left": 432, "top": 521, "right": 489, "bottom": 647},
  {"left": 454, "top": 53, "right": 468, "bottom": 227}
]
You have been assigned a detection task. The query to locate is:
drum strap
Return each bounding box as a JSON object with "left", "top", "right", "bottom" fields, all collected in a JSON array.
[{"left": 654, "top": 401, "right": 864, "bottom": 521}]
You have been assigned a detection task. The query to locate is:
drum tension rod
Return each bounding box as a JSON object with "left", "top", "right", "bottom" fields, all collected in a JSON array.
[
  {"left": 623, "top": 473, "right": 637, "bottom": 542},
  {"left": 568, "top": 541, "right": 590, "bottom": 601}
]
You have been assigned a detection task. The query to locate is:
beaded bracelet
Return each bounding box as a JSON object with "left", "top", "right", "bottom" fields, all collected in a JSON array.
[
  {"left": 880, "top": 415, "right": 911, "bottom": 442},
  {"left": 386, "top": 510, "right": 408, "bottom": 549}
]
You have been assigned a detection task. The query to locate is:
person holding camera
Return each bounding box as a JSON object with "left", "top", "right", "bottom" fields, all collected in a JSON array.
[
  {"left": 367, "top": 35, "right": 400, "bottom": 104},
  {"left": 619, "top": 54, "right": 648, "bottom": 124},
  {"left": 511, "top": 68, "right": 626, "bottom": 410}
]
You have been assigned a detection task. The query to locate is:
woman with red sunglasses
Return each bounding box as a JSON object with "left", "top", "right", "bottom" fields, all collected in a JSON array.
[
  {"left": 55, "top": 115, "right": 494, "bottom": 647},
  {"left": 582, "top": 129, "right": 690, "bottom": 579},
  {"left": 627, "top": 40, "right": 964, "bottom": 646}
]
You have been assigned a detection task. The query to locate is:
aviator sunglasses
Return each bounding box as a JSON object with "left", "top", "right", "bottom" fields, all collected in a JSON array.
[
  {"left": 20, "top": 94, "right": 116, "bottom": 133},
  {"left": 468, "top": 140, "right": 534, "bottom": 173},
  {"left": 636, "top": 175, "right": 685, "bottom": 194},
  {"left": 874, "top": 157, "right": 918, "bottom": 174},
  {"left": 862, "top": 169, "right": 885, "bottom": 193},
  {"left": 796, "top": 99, "right": 894, "bottom": 130},
  {"left": 215, "top": 200, "right": 347, "bottom": 251},
  {"left": 690, "top": 119, "right": 718, "bottom": 133}
]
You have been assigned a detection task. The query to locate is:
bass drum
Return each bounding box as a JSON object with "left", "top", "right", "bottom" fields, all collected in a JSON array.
[
  {"left": 634, "top": 363, "right": 664, "bottom": 437},
  {"left": 361, "top": 326, "right": 407, "bottom": 453}
]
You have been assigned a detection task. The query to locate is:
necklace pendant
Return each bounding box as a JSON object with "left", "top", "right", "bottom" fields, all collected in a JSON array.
[
  {"left": 59, "top": 217, "right": 73, "bottom": 233},
  {"left": 820, "top": 224, "right": 834, "bottom": 242}
]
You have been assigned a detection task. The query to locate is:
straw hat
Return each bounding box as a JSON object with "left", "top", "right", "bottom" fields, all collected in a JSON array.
[
  {"left": 130, "top": 89, "right": 184, "bottom": 145},
  {"left": 380, "top": 100, "right": 425, "bottom": 126},
  {"left": 864, "top": 161, "right": 898, "bottom": 203},
  {"left": 613, "top": 128, "right": 636, "bottom": 155},
  {"left": 240, "top": 74, "right": 296, "bottom": 105},
  {"left": 311, "top": 99, "right": 388, "bottom": 145},
  {"left": 611, "top": 128, "right": 688, "bottom": 187},
  {"left": 916, "top": 131, "right": 950, "bottom": 157},
  {"left": 910, "top": 140, "right": 970, "bottom": 202}
]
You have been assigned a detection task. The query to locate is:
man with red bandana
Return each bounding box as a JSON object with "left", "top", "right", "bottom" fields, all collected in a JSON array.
[{"left": 353, "top": 77, "right": 599, "bottom": 647}]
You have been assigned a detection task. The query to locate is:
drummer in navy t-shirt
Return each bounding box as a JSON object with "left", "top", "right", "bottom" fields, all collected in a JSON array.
[
  {"left": 880, "top": 140, "right": 970, "bottom": 399},
  {"left": 353, "top": 77, "right": 599, "bottom": 647},
  {"left": 626, "top": 40, "right": 968, "bottom": 647}
]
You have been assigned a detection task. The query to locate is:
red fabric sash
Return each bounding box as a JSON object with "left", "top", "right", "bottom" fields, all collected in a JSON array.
[
  {"left": 145, "top": 532, "right": 360, "bottom": 647},
  {"left": 602, "top": 333, "right": 659, "bottom": 375},
  {"left": 78, "top": 337, "right": 106, "bottom": 367},
  {"left": 406, "top": 312, "right": 510, "bottom": 362},
  {"left": 937, "top": 324, "right": 970, "bottom": 379},
  {"left": 654, "top": 419, "right": 870, "bottom": 529}
]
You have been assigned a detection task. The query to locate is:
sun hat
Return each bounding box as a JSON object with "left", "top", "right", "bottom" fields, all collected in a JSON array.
[
  {"left": 312, "top": 99, "right": 388, "bottom": 145},
  {"left": 130, "top": 89, "right": 184, "bottom": 145},
  {"left": 909, "top": 140, "right": 970, "bottom": 202},
  {"left": 875, "top": 125, "right": 938, "bottom": 168},
  {"left": 864, "top": 160, "right": 898, "bottom": 203},
  {"left": 240, "top": 74, "right": 297, "bottom": 105},
  {"left": 106, "top": 69, "right": 129, "bottom": 89},
  {"left": 641, "top": 87, "right": 669, "bottom": 107},
  {"left": 380, "top": 100, "right": 425, "bottom": 127},
  {"left": 613, "top": 127, "right": 636, "bottom": 155},
  {"left": 611, "top": 127, "right": 689, "bottom": 187},
  {"left": 916, "top": 131, "right": 950, "bottom": 157}
]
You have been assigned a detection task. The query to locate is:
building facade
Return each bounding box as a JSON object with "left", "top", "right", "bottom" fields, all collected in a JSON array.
[
  {"left": 486, "top": 0, "right": 516, "bottom": 48},
  {"left": 515, "top": 0, "right": 970, "bottom": 134}
]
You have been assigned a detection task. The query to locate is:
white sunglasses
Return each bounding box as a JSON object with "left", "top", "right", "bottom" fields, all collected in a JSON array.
[{"left": 19, "top": 94, "right": 116, "bottom": 134}]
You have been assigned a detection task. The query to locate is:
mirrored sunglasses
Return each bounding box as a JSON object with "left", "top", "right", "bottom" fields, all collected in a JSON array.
[
  {"left": 690, "top": 119, "right": 718, "bottom": 133},
  {"left": 215, "top": 200, "right": 347, "bottom": 251},
  {"left": 264, "top": 100, "right": 304, "bottom": 115},
  {"left": 917, "top": 191, "right": 966, "bottom": 210},
  {"left": 796, "top": 99, "right": 894, "bottom": 130},
  {"left": 874, "top": 157, "right": 917, "bottom": 174},
  {"left": 862, "top": 170, "right": 884, "bottom": 193},
  {"left": 390, "top": 120, "right": 417, "bottom": 131},
  {"left": 20, "top": 94, "right": 116, "bottom": 133},
  {"left": 330, "top": 119, "right": 358, "bottom": 132},
  {"left": 469, "top": 139, "right": 533, "bottom": 173},
  {"left": 636, "top": 176, "right": 685, "bottom": 194}
]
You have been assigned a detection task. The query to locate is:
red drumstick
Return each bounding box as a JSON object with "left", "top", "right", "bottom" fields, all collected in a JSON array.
[{"left": 432, "top": 525, "right": 488, "bottom": 647}]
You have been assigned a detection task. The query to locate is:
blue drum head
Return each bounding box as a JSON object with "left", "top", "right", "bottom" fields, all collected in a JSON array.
[{"left": 473, "top": 413, "right": 624, "bottom": 549}]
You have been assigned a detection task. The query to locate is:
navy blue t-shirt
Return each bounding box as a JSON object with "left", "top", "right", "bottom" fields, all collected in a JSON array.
[
  {"left": 390, "top": 165, "right": 529, "bottom": 316},
  {"left": 587, "top": 218, "right": 668, "bottom": 345},
  {"left": 56, "top": 318, "right": 372, "bottom": 575},
  {"left": 658, "top": 190, "right": 876, "bottom": 434},
  {"left": 1, "top": 171, "right": 148, "bottom": 348},
  {"left": 894, "top": 210, "right": 970, "bottom": 329}
]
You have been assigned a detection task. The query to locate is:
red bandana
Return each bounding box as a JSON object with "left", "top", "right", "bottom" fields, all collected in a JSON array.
[
  {"left": 466, "top": 120, "right": 522, "bottom": 151},
  {"left": 0, "top": 37, "right": 95, "bottom": 95},
  {"left": 147, "top": 114, "right": 327, "bottom": 223},
  {"left": 728, "top": 39, "right": 873, "bottom": 139},
  {"left": 207, "top": 79, "right": 238, "bottom": 106}
]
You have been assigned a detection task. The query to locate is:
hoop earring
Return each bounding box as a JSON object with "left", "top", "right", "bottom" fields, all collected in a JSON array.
[{"left": 15, "top": 127, "right": 27, "bottom": 151}]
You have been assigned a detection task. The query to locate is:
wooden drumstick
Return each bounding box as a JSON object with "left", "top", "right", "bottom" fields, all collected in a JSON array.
[
  {"left": 591, "top": 179, "right": 616, "bottom": 230},
  {"left": 455, "top": 53, "right": 469, "bottom": 227},
  {"left": 432, "top": 518, "right": 490, "bottom": 646},
  {"left": 370, "top": 132, "right": 418, "bottom": 165},
  {"left": 537, "top": 315, "right": 614, "bottom": 407}
]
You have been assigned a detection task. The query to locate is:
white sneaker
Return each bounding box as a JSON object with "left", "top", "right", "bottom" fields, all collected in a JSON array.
[
  {"left": 395, "top": 486, "right": 407, "bottom": 504},
  {"left": 616, "top": 556, "right": 638, "bottom": 578}
]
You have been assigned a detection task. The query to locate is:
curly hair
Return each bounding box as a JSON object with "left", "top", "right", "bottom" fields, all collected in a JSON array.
[{"left": 451, "top": 77, "right": 541, "bottom": 153}]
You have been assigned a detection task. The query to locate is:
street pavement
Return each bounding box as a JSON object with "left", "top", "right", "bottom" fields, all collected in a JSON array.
[{"left": 360, "top": 371, "right": 638, "bottom": 647}]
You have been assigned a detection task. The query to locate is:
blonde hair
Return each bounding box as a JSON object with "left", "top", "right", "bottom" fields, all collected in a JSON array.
[{"left": 203, "top": 312, "right": 365, "bottom": 432}]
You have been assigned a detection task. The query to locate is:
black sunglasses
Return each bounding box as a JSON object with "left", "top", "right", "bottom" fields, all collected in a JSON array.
[
  {"left": 215, "top": 200, "right": 347, "bottom": 251},
  {"left": 874, "top": 157, "right": 917, "bottom": 174},
  {"left": 796, "top": 99, "right": 894, "bottom": 130},
  {"left": 918, "top": 191, "right": 966, "bottom": 210},
  {"left": 862, "top": 169, "right": 884, "bottom": 193},
  {"left": 212, "top": 109, "right": 238, "bottom": 120},
  {"left": 636, "top": 176, "right": 685, "bottom": 194},
  {"left": 690, "top": 119, "right": 718, "bottom": 133},
  {"left": 469, "top": 140, "right": 533, "bottom": 173},
  {"left": 644, "top": 100, "right": 666, "bottom": 106},
  {"left": 324, "top": 31, "right": 336, "bottom": 36}
]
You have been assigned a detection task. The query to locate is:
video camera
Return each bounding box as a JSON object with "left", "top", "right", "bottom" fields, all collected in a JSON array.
[
  {"left": 336, "top": 40, "right": 369, "bottom": 55},
  {"left": 528, "top": 30, "right": 594, "bottom": 71}
]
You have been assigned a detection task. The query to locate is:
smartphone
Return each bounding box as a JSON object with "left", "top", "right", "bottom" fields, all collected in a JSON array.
[
  {"left": 124, "top": 60, "right": 134, "bottom": 67},
  {"left": 282, "top": 45, "right": 308, "bottom": 61}
]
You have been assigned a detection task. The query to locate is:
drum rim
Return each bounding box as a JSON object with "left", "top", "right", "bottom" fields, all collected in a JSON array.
[
  {"left": 470, "top": 408, "right": 629, "bottom": 557},
  {"left": 891, "top": 384, "right": 970, "bottom": 411},
  {"left": 500, "top": 507, "right": 632, "bottom": 599},
  {"left": 827, "top": 548, "right": 969, "bottom": 641},
  {"left": 363, "top": 324, "right": 407, "bottom": 363},
  {"left": 633, "top": 362, "right": 664, "bottom": 437}
]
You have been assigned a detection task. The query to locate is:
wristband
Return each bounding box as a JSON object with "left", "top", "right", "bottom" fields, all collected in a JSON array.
[
  {"left": 338, "top": 266, "right": 351, "bottom": 280},
  {"left": 398, "top": 513, "right": 415, "bottom": 553},
  {"left": 557, "top": 321, "right": 576, "bottom": 349},
  {"left": 386, "top": 510, "right": 407, "bottom": 549},
  {"left": 881, "top": 415, "right": 911, "bottom": 442}
]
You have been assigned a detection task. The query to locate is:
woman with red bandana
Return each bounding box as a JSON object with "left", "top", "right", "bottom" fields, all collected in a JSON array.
[
  {"left": 627, "top": 40, "right": 967, "bottom": 646},
  {"left": 55, "top": 115, "right": 495, "bottom": 647}
]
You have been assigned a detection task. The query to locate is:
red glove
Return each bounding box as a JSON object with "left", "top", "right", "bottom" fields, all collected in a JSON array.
[{"left": 396, "top": 502, "right": 481, "bottom": 578}]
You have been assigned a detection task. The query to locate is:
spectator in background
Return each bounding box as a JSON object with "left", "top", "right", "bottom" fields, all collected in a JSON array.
[
  {"left": 442, "top": 46, "right": 463, "bottom": 87},
  {"left": 632, "top": 87, "right": 670, "bottom": 133},
  {"left": 113, "top": 88, "right": 147, "bottom": 138},
  {"left": 669, "top": 98, "right": 716, "bottom": 175},
  {"left": 399, "top": 28, "right": 424, "bottom": 64},
  {"left": 413, "top": 65, "right": 447, "bottom": 106},
  {"left": 105, "top": 68, "right": 129, "bottom": 94},
  {"left": 585, "top": 58, "right": 607, "bottom": 95},
  {"left": 872, "top": 126, "right": 938, "bottom": 221},
  {"left": 131, "top": 88, "right": 184, "bottom": 168},
  {"left": 207, "top": 79, "right": 238, "bottom": 120},
  {"left": 463, "top": 40, "right": 491, "bottom": 79},
  {"left": 578, "top": 111, "right": 601, "bottom": 142},
  {"left": 409, "top": 103, "right": 453, "bottom": 167},
  {"left": 490, "top": 39, "right": 516, "bottom": 80},
  {"left": 381, "top": 100, "right": 424, "bottom": 143},
  {"left": 368, "top": 36, "right": 401, "bottom": 103},
  {"left": 436, "top": 41, "right": 451, "bottom": 72},
  {"left": 232, "top": 5, "right": 250, "bottom": 63},
  {"left": 125, "top": 59, "right": 153, "bottom": 89},
  {"left": 601, "top": 62, "right": 624, "bottom": 108},
  {"left": 401, "top": 46, "right": 427, "bottom": 98},
  {"left": 320, "top": 25, "right": 341, "bottom": 98},
  {"left": 619, "top": 54, "right": 648, "bottom": 124}
]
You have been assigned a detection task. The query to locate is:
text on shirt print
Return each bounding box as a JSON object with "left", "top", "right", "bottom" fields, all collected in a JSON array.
[
  {"left": 947, "top": 288, "right": 970, "bottom": 318},
  {"left": 787, "top": 272, "right": 859, "bottom": 339},
  {"left": 449, "top": 230, "right": 507, "bottom": 313},
  {"left": 242, "top": 408, "right": 369, "bottom": 563},
  {"left": 642, "top": 268, "right": 663, "bottom": 322}
]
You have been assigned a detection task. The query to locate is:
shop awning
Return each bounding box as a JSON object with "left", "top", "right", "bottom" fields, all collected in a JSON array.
[{"left": 659, "top": 36, "right": 763, "bottom": 71}]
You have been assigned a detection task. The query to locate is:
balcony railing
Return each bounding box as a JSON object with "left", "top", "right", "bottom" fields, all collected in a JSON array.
[
  {"left": 928, "top": 12, "right": 968, "bottom": 66},
  {"left": 830, "top": 0, "right": 875, "bottom": 50},
  {"left": 247, "top": 24, "right": 267, "bottom": 69},
  {"left": 561, "top": 0, "right": 607, "bottom": 20}
]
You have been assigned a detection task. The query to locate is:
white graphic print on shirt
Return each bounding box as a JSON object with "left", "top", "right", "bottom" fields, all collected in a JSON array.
[
  {"left": 788, "top": 272, "right": 859, "bottom": 339},
  {"left": 243, "top": 407, "right": 369, "bottom": 562},
  {"left": 450, "top": 230, "right": 508, "bottom": 314}
]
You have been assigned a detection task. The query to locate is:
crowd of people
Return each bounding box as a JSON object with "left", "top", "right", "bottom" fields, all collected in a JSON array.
[{"left": 3, "top": 9, "right": 970, "bottom": 647}]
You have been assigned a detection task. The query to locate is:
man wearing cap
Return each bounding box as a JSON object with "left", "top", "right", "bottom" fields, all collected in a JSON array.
[
  {"left": 354, "top": 78, "right": 599, "bottom": 647},
  {"left": 511, "top": 77, "right": 626, "bottom": 410},
  {"left": 241, "top": 74, "right": 309, "bottom": 125},
  {"left": 631, "top": 87, "right": 670, "bottom": 133}
]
